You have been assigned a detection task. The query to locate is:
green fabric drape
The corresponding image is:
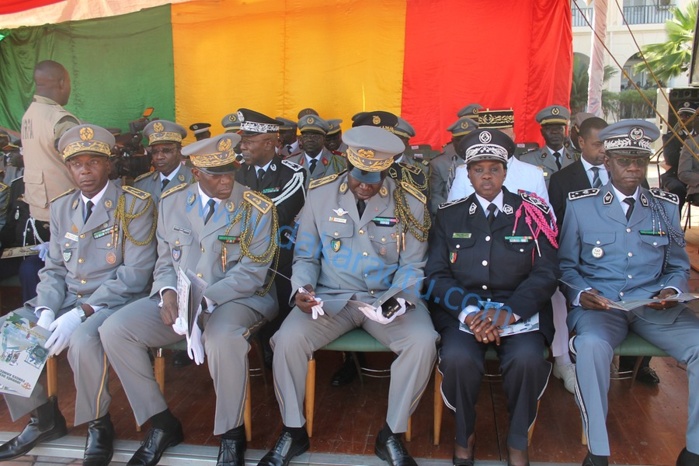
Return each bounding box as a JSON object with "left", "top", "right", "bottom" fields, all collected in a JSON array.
[{"left": 0, "top": 4, "right": 175, "bottom": 134}]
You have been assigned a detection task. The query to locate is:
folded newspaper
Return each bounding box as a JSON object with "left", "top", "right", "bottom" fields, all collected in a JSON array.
[
  {"left": 606, "top": 292, "right": 699, "bottom": 312},
  {"left": 0, "top": 312, "right": 51, "bottom": 397},
  {"left": 177, "top": 268, "right": 207, "bottom": 337},
  {"left": 459, "top": 301, "right": 539, "bottom": 337}
]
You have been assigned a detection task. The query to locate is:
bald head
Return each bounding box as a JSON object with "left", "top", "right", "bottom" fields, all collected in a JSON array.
[{"left": 34, "top": 60, "right": 71, "bottom": 106}]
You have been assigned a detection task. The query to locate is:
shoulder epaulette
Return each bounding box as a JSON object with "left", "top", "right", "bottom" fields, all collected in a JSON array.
[
  {"left": 438, "top": 197, "right": 468, "bottom": 210},
  {"left": 134, "top": 171, "right": 154, "bottom": 183},
  {"left": 281, "top": 159, "right": 303, "bottom": 171},
  {"left": 50, "top": 188, "right": 76, "bottom": 203},
  {"left": 520, "top": 192, "right": 550, "bottom": 214},
  {"left": 243, "top": 190, "right": 273, "bottom": 214},
  {"left": 400, "top": 180, "right": 427, "bottom": 204},
  {"left": 161, "top": 182, "right": 187, "bottom": 199},
  {"left": 309, "top": 173, "right": 339, "bottom": 190},
  {"left": 649, "top": 188, "right": 679, "bottom": 205},
  {"left": 568, "top": 188, "right": 600, "bottom": 201},
  {"left": 0, "top": 182, "right": 8, "bottom": 192},
  {"left": 121, "top": 185, "right": 151, "bottom": 200},
  {"left": 399, "top": 162, "right": 421, "bottom": 175}
]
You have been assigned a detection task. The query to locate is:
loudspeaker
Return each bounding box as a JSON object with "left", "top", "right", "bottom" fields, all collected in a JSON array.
[{"left": 656, "top": 88, "right": 699, "bottom": 134}]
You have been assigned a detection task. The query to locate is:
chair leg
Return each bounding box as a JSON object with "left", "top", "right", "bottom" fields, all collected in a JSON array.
[
  {"left": 154, "top": 348, "right": 166, "bottom": 395},
  {"left": 433, "top": 366, "right": 443, "bottom": 446},
  {"left": 405, "top": 417, "right": 412, "bottom": 442},
  {"left": 582, "top": 430, "right": 587, "bottom": 445},
  {"left": 244, "top": 369, "right": 252, "bottom": 442},
  {"left": 251, "top": 335, "right": 268, "bottom": 387},
  {"left": 305, "top": 357, "right": 316, "bottom": 438},
  {"left": 630, "top": 355, "right": 644, "bottom": 388},
  {"left": 46, "top": 357, "right": 58, "bottom": 397},
  {"left": 350, "top": 352, "right": 364, "bottom": 388},
  {"left": 527, "top": 400, "right": 540, "bottom": 447}
]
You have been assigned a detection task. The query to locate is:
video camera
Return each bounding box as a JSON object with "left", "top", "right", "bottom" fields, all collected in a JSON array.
[{"left": 111, "top": 107, "right": 155, "bottom": 179}]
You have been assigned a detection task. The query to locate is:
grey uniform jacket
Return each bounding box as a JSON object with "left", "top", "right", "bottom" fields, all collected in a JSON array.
[
  {"left": 133, "top": 164, "right": 195, "bottom": 203},
  {"left": 29, "top": 181, "right": 157, "bottom": 314},
  {"left": 519, "top": 146, "right": 576, "bottom": 186},
  {"left": 152, "top": 182, "right": 278, "bottom": 319},
  {"left": 293, "top": 172, "right": 428, "bottom": 315},
  {"left": 286, "top": 148, "right": 346, "bottom": 186}
]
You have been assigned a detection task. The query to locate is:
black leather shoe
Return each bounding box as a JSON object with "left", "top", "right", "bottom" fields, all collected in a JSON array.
[
  {"left": 127, "top": 421, "right": 184, "bottom": 466},
  {"left": 636, "top": 366, "right": 660, "bottom": 385},
  {"left": 0, "top": 396, "right": 67, "bottom": 460},
  {"left": 172, "top": 350, "right": 192, "bottom": 367},
  {"left": 83, "top": 413, "right": 114, "bottom": 466},
  {"left": 375, "top": 433, "right": 417, "bottom": 466},
  {"left": 217, "top": 437, "right": 246, "bottom": 466},
  {"left": 582, "top": 452, "right": 609, "bottom": 466},
  {"left": 452, "top": 457, "right": 474, "bottom": 466},
  {"left": 677, "top": 447, "right": 699, "bottom": 466},
  {"left": 331, "top": 355, "right": 358, "bottom": 387},
  {"left": 257, "top": 431, "right": 310, "bottom": 466}
]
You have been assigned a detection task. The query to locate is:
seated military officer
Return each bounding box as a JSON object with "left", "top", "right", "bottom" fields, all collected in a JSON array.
[
  {"left": 426, "top": 129, "right": 558, "bottom": 466},
  {"left": 134, "top": 120, "right": 194, "bottom": 203},
  {"left": 559, "top": 120, "right": 699, "bottom": 466},
  {"left": 0, "top": 124, "right": 157, "bottom": 465},
  {"left": 260, "top": 126, "right": 438, "bottom": 466},
  {"left": 100, "top": 133, "right": 279, "bottom": 466}
]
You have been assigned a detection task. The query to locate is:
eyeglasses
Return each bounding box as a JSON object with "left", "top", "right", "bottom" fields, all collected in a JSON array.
[
  {"left": 149, "top": 146, "right": 177, "bottom": 156},
  {"left": 609, "top": 156, "right": 650, "bottom": 168}
]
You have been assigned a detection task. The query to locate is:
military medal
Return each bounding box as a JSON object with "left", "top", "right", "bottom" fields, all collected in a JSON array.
[
  {"left": 372, "top": 217, "right": 398, "bottom": 227},
  {"left": 106, "top": 252, "right": 116, "bottom": 264},
  {"left": 65, "top": 232, "right": 79, "bottom": 242},
  {"left": 591, "top": 246, "right": 604, "bottom": 258},
  {"left": 329, "top": 216, "right": 347, "bottom": 223},
  {"left": 331, "top": 239, "right": 341, "bottom": 252},
  {"left": 450, "top": 252, "right": 457, "bottom": 263},
  {"left": 639, "top": 230, "right": 666, "bottom": 236},
  {"left": 218, "top": 235, "right": 239, "bottom": 243},
  {"left": 262, "top": 187, "right": 280, "bottom": 194},
  {"left": 63, "top": 249, "right": 72, "bottom": 262},
  {"left": 172, "top": 246, "right": 182, "bottom": 261},
  {"left": 505, "top": 236, "right": 533, "bottom": 243}
]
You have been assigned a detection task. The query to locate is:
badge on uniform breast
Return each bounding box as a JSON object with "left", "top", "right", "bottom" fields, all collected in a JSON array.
[
  {"left": 340, "top": 182, "right": 348, "bottom": 194},
  {"left": 469, "top": 203, "right": 477, "bottom": 215},
  {"left": 71, "top": 224, "right": 78, "bottom": 233},
  {"left": 172, "top": 246, "right": 182, "bottom": 262},
  {"left": 333, "top": 208, "right": 349, "bottom": 217},
  {"left": 104, "top": 199, "right": 112, "bottom": 209},
  {"left": 106, "top": 252, "right": 117, "bottom": 264},
  {"left": 591, "top": 246, "right": 604, "bottom": 258},
  {"left": 270, "top": 163, "right": 277, "bottom": 171},
  {"left": 63, "top": 249, "right": 72, "bottom": 262},
  {"left": 187, "top": 193, "right": 196, "bottom": 206},
  {"left": 72, "top": 199, "right": 79, "bottom": 210},
  {"left": 226, "top": 201, "right": 235, "bottom": 212},
  {"left": 450, "top": 252, "right": 457, "bottom": 263},
  {"left": 503, "top": 204, "right": 513, "bottom": 215},
  {"left": 331, "top": 239, "right": 341, "bottom": 252},
  {"left": 178, "top": 174, "right": 185, "bottom": 182},
  {"left": 262, "top": 187, "right": 281, "bottom": 194},
  {"left": 379, "top": 186, "right": 388, "bottom": 197}
]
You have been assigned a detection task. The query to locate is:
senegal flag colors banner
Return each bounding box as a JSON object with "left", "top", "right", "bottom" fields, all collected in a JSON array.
[{"left": 0, "top": 0, "right": 572, "bottom": 148}]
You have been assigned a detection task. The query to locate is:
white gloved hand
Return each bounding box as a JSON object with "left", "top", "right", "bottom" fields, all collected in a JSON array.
[
  {"left": 186, "top": 305, "right": 205, "bottom": 365},
  {"left": 359, "top": 298, "right": 407, "bottom": 325},
  {"left": 31, "top": 243, "right": 50, "bottom": 261},
  {"left": 45, "top": 308, "right": 82, "bottom": 356},
  {"left": 311, "top": 297, "right": 325, "bottom": 320},
  {"left": 36, "top": 309, "right": 55, "bottom": 330},
  {"left": 171, "top": 317, "right": 187, "bottom": 336}
]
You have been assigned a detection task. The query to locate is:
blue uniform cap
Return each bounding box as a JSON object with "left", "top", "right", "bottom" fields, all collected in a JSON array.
[{"left": 597, "top": 119, "right": 660, "bottom": 156}]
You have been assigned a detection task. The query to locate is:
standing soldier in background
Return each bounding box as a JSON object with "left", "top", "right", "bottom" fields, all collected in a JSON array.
[
  {"left": 277, "top": 117, "right": 299, "bottom": 158},
  {"left": 325, "top": 119, "right": 347, "bottom": 154},
  {"left": 286, "top": 114, "right": 345, "bottom": 186},
  {"left": 189, "top": 122, "right": 211, "bottom": 141}
]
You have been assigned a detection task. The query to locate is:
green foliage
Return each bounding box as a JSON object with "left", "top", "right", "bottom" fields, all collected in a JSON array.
[{"left": 570, "top": 55, "right": 619, "bottom": 119}]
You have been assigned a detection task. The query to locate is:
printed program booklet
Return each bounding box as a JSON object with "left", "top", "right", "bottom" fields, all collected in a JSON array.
[{"left": 0, "top": 312, "right": 51, "bottom": 397}]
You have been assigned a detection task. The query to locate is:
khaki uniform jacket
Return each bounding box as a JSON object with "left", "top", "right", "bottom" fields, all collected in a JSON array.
[
  {"left": 518, "top": 145, "right": 576, "bottom": 187},
  {"left": 133, "top": 164, "right": 195, "bottom": 203},
  {"left": 286, "top": 148, "right": 346, "bottom": 187}
]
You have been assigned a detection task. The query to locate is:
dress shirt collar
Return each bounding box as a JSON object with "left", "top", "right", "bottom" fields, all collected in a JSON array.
[
  {"left": 198, "top": 185, "right": 222, "bottom": 210},
  {"left": 611, "top": 184, "right": 639, "bottom": 213},
  {"left": 475, "top": 190, "right": 504, "bottom": 217},
  {"left": 254, "top": 159, "right": 273, "bottom": 172},
  {"left": 159, "top": 163, "right": 182, "bottom": 182},
  {"left": 81, "top": 181, "right": 109, "bottom": 207}
]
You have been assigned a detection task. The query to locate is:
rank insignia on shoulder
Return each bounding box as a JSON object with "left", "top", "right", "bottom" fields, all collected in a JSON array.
[
  {"left": 568, "top": 188, "right": 600, "bottom": 201},
  {"left": 649, "top": 188, "right": 679, "bottom": 205},
  {"left": 520, "top": 192, "right": 550, "bottom": 214},
  {"left": 309, "top": 173, "right": 339, "bottom": 190},
  {"left": 121, "top": 185, "right": 151, "bottom": 200},
  {"left": 0, "top": 183, "right": 8, "bottom": 192},
  {"left": 51, "top": 188, "right": 76, "bottom": 203},
  {"left": 133, "top": 171, "right": 154, "bottom": 182},
  {"left": 400, "top": 181, "right": 427, "bottom": 204},
  {"left": 281, "top": 159, "right": 303, "bottom": 171},
  {"left": 437, "top": 198, "right": 468, "bottom": 210},
  {"left": 161, "top": 183, "right": 188, "bottom": 199},
  {"left": 243, "top": 190, "right": 273, "bottom": 214},
  {"left": 399, "top": 162, "right": 421, "bottom": 175}
]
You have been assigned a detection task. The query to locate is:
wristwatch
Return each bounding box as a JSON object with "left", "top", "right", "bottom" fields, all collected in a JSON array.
[{"left": 76, "top": 306, "right": 87, "bottom": 322}]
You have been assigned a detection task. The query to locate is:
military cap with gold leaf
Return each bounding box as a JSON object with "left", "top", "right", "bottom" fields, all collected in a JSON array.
[
  {"left": 327, "top": 119, "right": 343, "bottom": 136},
  {"left": 477, "top": 108, "right": 515, "bottom": 129},
  {"left": 343, "top": 126, "right": 404, "bottom": 184},
  {"left": 447, "top": 116, "right": 479, "bottom": 137},
  {"left": 276, "top": 117, "right": 298, "bottom": 131},
  {"left": 222, "top": 112, "right": 242, "bottom": 133},
  {"left": 535, "top": 105, "right": 570, "bottom": 126},
  {"left": 182, "top": 133, "right": 242, "bottom": 174},
  {"left": 394, "top": 117, "right": 416, "bottom": 139},
  {"left": 189, "top": 122, "right": 211, "bottom": 135},
  {"left": 143, "top": 120, "right": 187, "bottom": 146},
  {"left": 351, "top": 111, "right": 399, "bottom": 133},
  {"left": 457, "top": 103, "right": 483, "bottom": 120},
  {"left": 298, "top": 114, "right": 330, "bottom": 135},
  {"left": 58, "top": 124, "right": 115, "bottom": 161}
]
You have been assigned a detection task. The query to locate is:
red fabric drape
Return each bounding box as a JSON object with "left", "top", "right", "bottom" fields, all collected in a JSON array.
[
  {"left": 0, "top": 0, "right": 64, "bottom": 14},
  {"left": 401, "top": 0, "right": 572, "bottom": 148}
]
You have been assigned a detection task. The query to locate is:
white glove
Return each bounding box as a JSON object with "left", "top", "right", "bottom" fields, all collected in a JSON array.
[
  {"left": 359, "top": 298, "right": 408, "bottom": 325},
  {"left": 297, "top": 287, "right": 325, "bottom": 320},
  {"left": 186, "top": 305, "right": 205, "bottom": 365},
  {"left": 171, "top": 317, "right": 187, "bottom": 336},
  {"left": 45, "top": 308, "right": 82, "bottom": 356},
  {"left": 36, "top": 309, "right": 55, "bottom": 329},
  {"left": 31, "top": 243, "right": 50, "bottom": 261}
]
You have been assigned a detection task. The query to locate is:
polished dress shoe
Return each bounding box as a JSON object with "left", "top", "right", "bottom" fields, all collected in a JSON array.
[
  {"left": 582, "top": 452, "right": 609, "bottom": 466},
  {"left": 127, "top": 421, "right": 184, "bottom": 466},
  {"left": 452, "top": 456, "right": 474, "bottom": 466},
  {"left": 636, "top": 366, "right": 660, "bottom": 385},
  {"left": 375, "top": 433, "right": 417, "bottom": 466},
  {"left": 331, "top": 354, "right": 358, "bottom": 386},
  {"left": 0, "top": 395, "right": 67, "bottom": 460},
  {"left": 217, "top": 437, "right": 246, "bottom": 466},
  {"left": 83, "top": 413, "right": 114, "bottom": 466},
  {"left": 257, "top": 431, "right": 309, "bottom": 466},
  {"left": 677, "top": 447, "right": 699, "bottom": 466},
  {"left": 172, "top": 350, "right": 192, "bottom": 367}
]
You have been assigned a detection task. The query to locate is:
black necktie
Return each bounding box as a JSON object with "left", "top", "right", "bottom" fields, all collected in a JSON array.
[
  {"left": 357, "top": 199, "right": 366, "bottom": 218},
  {"left": 309, "top": 157, "right": 318, "bottom": 174},
  {"left": 286, "top": 144, "right": 293, "bottom": 153},
  {"left": 204, "top": 199, "right": 216, "bottom": 225},
  {"left": 487, "top": 203, "right": 498, "bottom": 226},
  {"left": 553, "top": 151, "right": 562, "bottom": 171},
  {"left": 161, "top": 178, "right": 170, "bottom": 191},
  {"left": 256, "top": 168, "right": 265, "bottom": 189},
  {"left": 624, "top": 197, "right": 635, "bottom": 221},
  {"left": 84, "top": 200, "right": 93, "bottom": 223},
  {"left": 591, "top": 166, "right": 602, "bottom": 188}
]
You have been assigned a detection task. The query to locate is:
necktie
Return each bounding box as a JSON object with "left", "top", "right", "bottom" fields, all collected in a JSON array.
[
  {"left": 286, "top": 144, "right": 293, "bottom": 154},
  {"left": 161, "top": 178, "right": 170, "bottom": 191},
  {"left": 446, "top": 155, "right": 457, "bottom": 193},
  {"left": 84, "top": 200, "right": 93, "bottom": 223},
  {"left": 487, "top": 203, "right": 498, "bottom": 226},
  {"left": 624, "top": 197, "right": 635, "bottom": 221},
  {"left": 357, "top": 199, "right": 366, "bottom": 218},
  {"left": 591, "top": 166, "right": 602, "bottom": 188},
  {"left": 204, "top": 199, "right": 216, "bottom": 225},
  {"left": 309, "top": 157, "right": 318, "bottom": 174},
  {"left": 256, "top": 168, "right": 265, "bottom": 189},
  {"left": 553, "top": 151, "right": 562, "bottom": 171}
]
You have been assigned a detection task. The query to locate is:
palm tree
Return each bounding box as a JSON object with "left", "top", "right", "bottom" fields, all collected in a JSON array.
[
  {"left": 570, "top": 55, "right": 619, "bottom": 119},
  {"left": 634, "top": 0, "right": 697, "bottom": 82}
]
